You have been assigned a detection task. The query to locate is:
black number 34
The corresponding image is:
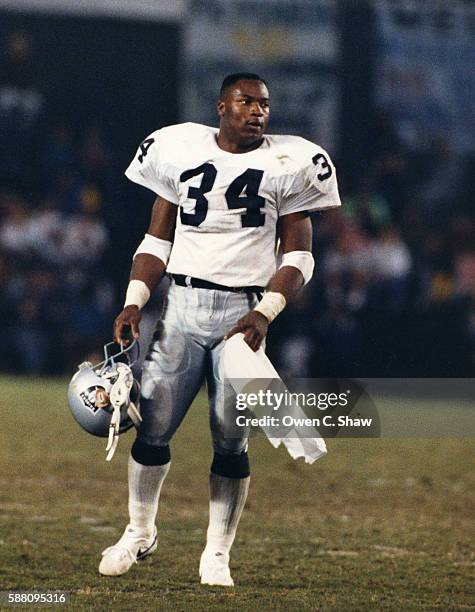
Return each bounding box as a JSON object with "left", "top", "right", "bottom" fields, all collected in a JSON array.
[{"left": 179, "top": 164, "right": 265, "bottom": 228}]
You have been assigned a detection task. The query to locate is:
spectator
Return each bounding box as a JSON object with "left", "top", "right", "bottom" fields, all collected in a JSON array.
[
  {"left": 0, "top": 193, "right": 34, "bottom": 257},
  {"left": 369, "top": 225, "right": 412, "bottom": 314},
  {"left": 60, "top": 184, "right": 109, "bottom": 266}
]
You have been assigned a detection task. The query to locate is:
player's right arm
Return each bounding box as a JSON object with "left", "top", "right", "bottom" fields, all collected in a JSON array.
[{"left": 113, "top": 195, "right": 177, "bottom": 343}]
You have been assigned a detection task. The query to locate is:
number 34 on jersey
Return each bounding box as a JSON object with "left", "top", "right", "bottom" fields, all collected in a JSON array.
[{"left": 125, "top": 122, "right": 341, "bottom": 287}]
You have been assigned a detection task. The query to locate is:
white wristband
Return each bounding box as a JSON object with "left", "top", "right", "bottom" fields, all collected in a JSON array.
[
  {"left": 279, "top": 251, "right": 315, "bottom": 285},
  {"left": 124, "top": 279, "right": 150, "bottom": 309},
  {"left": 134, "top": 234, "right": 172, "bottom": 266},
  {"left": 254, "top": 292, "right": 286, "bottom": 323}
]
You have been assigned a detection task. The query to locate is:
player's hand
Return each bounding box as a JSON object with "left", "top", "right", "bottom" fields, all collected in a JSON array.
[
  {"left": 225, "top": 311, "right": 269, "bottom": 352},
  {"left": 113, "top": 305, "right": 141, "bottom": 345}
]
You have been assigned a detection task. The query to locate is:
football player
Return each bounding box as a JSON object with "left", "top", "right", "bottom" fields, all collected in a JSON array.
[{"left": 98, "top": 73, "right": 341, "bottom": 586}]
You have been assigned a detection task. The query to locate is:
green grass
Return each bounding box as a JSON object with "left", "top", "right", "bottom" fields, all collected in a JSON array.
[{"left": 0, "top": 376, "right": 473, "bottom": 611}]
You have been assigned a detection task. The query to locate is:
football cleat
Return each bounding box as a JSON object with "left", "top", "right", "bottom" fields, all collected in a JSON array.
[
  {"left": 199, "top": 549, "right": 234, "bottom": 587},
  {"left": 99, "top": 524, "right": 157, "bottom": 576}
]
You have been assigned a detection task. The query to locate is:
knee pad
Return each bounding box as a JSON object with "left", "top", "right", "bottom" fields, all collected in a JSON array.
[
  {"left": 131, "top": 439, "right": 171, "bottom": 466},
  {"left": 211, "top": 451, "right": 250, "bottom": 479}
]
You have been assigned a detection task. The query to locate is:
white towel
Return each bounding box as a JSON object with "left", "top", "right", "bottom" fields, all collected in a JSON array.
[{"left": 222, "top": 334, "right": 327, "bottom": 464}]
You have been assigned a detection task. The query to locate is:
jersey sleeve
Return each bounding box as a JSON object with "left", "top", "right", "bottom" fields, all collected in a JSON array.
[
  {"left": 278, "top": 147, "right": 341, "bottom": 216},
  {"left": 124, "top": 131, "right": 179, "bottom": 204}
]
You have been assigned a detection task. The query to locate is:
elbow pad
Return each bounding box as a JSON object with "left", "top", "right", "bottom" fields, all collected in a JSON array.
[
  {"left": 133, "top": 234, "right": 172, "bottom": 266},
  {"left": 279, "top": 251, "right": 314, "bottom": 285}
]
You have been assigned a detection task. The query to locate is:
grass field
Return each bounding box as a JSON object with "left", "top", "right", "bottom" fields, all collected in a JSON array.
[{"left": 0, "top": 376, "right": 473, "bottom": 611}]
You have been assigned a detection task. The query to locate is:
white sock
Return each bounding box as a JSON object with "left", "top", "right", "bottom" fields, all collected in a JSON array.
[
  {"left": 205, "top": 473, "right": 250, "bottom": 555},
  {"left": 128, "top": 456, "right": 170, "bottom": 538}
]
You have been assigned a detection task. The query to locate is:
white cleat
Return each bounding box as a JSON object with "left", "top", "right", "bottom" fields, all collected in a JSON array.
[
  {"left": 199, "top": 549, "right": 234, "bottom": 587},
  {"left": 99, "top": 524, "right": 157, "bottom": 576}
]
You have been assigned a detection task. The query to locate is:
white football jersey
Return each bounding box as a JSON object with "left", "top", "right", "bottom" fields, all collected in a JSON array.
[{"left": 125, "top": 123, "right": 340, "bottom": 286}]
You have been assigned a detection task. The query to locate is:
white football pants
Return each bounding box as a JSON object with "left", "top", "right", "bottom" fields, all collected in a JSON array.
[{"left": 137, "top": 280, "right": 258, "bottom": 454}]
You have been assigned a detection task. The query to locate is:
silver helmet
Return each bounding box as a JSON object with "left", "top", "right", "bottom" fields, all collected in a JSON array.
[{"left": 68, "top": 341, "right": 142, "bottom": 460}]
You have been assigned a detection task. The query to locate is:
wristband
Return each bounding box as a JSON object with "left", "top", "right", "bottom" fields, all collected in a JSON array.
[
  {"left": 124, "top": 279, "right": 150, "bottom": 309},
  {"left": 254, "top": 291, "right": 286, "bottom": 323}
]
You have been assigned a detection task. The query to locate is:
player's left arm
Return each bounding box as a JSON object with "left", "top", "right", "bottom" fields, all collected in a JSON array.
[
  {"left": 268, "top": 211, "right": 312, "bottom": 298},
  {"left": 225, "top": 211, "right": 312, "bottom": 351}
]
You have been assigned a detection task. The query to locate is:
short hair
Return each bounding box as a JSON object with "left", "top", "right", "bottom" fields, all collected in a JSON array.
[{"left": 219, "top": 72, "right": 267, "bottom": 99}]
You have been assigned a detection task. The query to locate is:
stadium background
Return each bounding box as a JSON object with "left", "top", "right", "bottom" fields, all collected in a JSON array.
[{"left": 1, "top": 0, "right": 473, "bottom": 378}]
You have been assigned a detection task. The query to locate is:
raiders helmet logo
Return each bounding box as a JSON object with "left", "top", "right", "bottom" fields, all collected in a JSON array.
[{"left": 79, "top": 387, "right": 109, "bottom": 414}]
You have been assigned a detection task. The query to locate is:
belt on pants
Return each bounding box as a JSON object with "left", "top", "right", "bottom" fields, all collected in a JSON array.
[{"left": 170, "top": 273, "right": 264, "bottom": 296}]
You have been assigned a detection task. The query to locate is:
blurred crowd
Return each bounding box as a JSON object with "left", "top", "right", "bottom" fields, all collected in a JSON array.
[
  {"left": 1, "top": 30, "right": 473, "bottom": 377},
  {"left": 0, "top": 31, "right": 118, "bottom": 374},
  {"left": 273, "top": 113, "right": 475, "bottom": 377}
]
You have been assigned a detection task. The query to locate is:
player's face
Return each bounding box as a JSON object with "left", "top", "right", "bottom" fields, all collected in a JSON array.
[{"left": 218, "top": 80, "right": 270, "bottom": 146}]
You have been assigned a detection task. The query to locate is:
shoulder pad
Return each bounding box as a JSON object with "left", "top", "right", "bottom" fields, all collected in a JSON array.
[{"left": 158, "top": 122, "right": 216, "bottom": 143}]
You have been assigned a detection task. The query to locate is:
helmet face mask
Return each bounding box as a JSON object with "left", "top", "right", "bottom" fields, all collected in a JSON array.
[{"left": 68, "top": 341, "right": 141, "bottom": 440}]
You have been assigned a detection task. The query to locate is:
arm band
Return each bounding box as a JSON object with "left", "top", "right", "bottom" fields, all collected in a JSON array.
[
  {"left": 254, "top": 292, "right": 286, "bottom": 323},
  {"left": 124, "top": 279, "right": 150, "bottom": 309},
  {"left": 133, "top": 234, "right": 172, "bottom": 266},
  {"left": 279, "top": 250, "right": 314, "bottom": 285}
]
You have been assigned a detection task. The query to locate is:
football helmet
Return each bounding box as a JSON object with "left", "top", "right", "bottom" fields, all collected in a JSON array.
[{"left": 68, "top": 340, "right": 142, "bottom": 461}]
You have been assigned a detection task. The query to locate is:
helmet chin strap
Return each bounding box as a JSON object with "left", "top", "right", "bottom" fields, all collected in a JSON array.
[
  {"left": 127, "top": 402, "right": 142, "bottom": 428},
  {"left": 105, "top": 363, "right": 142, "bottom": 461}
]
